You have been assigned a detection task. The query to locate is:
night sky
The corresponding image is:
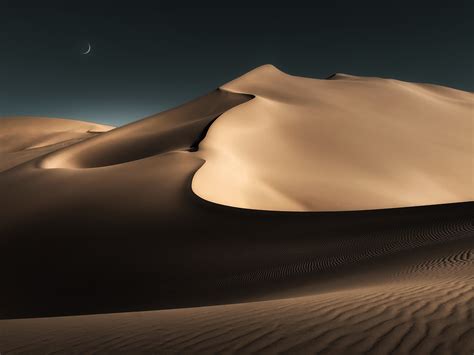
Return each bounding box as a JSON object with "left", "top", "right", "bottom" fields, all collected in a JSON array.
[{"left": 1, "top": 0, "right": 472, "bottom": 126}]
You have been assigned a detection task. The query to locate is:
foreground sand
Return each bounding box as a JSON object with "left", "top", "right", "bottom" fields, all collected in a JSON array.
[
  {"left": 1, "top": 240, "right": 473, "bottom": 354},
  {"left": 0, "top": 66, "right": 472, "bottom": 354}
]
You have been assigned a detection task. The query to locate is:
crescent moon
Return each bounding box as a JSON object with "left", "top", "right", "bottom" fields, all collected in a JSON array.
[{"left": 82, "top": 42, "right": 91, "bottom": 55}]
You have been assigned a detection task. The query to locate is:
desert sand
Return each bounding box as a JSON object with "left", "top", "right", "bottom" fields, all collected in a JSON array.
[{"left": 0, "top": 65, "right": 472, "bottom": 354}]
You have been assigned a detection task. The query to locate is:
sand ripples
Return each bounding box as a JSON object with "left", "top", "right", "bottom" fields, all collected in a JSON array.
[{"left": 2, "top": 277, "right": 472, "bottom": 354}]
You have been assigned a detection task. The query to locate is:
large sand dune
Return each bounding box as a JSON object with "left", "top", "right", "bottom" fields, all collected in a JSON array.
[
  {"left": 195, "top": 65, "right": 473, "bottom": 211},
  {"left": 0, "top": 65, "right": 472, "bottom": 354}
]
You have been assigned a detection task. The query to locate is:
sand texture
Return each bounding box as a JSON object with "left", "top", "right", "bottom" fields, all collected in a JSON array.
[{"left": 0, "top": 66, "right": 472, "bottom": 354}]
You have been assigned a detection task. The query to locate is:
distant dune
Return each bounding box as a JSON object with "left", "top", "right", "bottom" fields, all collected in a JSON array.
[
  {"left": 0, "top": 66, "right": 472, "bottom": 354},
  {"left": 0, "top": 116, "right": 113, "bottom": 172}
]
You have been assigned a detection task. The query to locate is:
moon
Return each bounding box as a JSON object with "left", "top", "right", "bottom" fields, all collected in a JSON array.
[{"left": 82, "top": 42, "right": 91, "bottom": 55}]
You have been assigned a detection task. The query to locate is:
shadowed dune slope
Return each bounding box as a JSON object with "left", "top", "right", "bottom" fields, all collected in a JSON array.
[{"left": 193, "top": 65, "right": 474, "bottom": 211}]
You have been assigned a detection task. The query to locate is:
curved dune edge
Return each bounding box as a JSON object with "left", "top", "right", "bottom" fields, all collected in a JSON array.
[{"left": 191, "top": 65, "right": 474, "bottom": 212}]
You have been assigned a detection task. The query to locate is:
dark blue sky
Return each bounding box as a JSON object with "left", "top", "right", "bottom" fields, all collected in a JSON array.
[{"left": 1, "top": 0, "right": 472, "bottom": 126}]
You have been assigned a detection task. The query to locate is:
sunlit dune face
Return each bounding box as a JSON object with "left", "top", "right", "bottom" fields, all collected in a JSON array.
[{"left": 192, "top": 65, "right": 473, "bottom": 211}]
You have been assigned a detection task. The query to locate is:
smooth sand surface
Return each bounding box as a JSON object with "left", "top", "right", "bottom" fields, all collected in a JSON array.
[
  {"left": 194, "top": 65, "right": 473, "bottom": 211},
  {"left": 0, "top": 66, "right": 472, "bottom": 354}
]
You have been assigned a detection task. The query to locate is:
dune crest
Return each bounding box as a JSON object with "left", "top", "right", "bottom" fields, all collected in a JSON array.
[{"left": 192, "top": 65, "right": 473, "bottom": 211}]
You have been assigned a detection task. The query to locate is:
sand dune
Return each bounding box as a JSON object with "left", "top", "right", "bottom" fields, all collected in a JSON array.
[
  {"left": 0, "top": 65, "right": 472, "bottom": 354},
  {"left": 194, "top": 65, "right": 473, "bottom": 211}
]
